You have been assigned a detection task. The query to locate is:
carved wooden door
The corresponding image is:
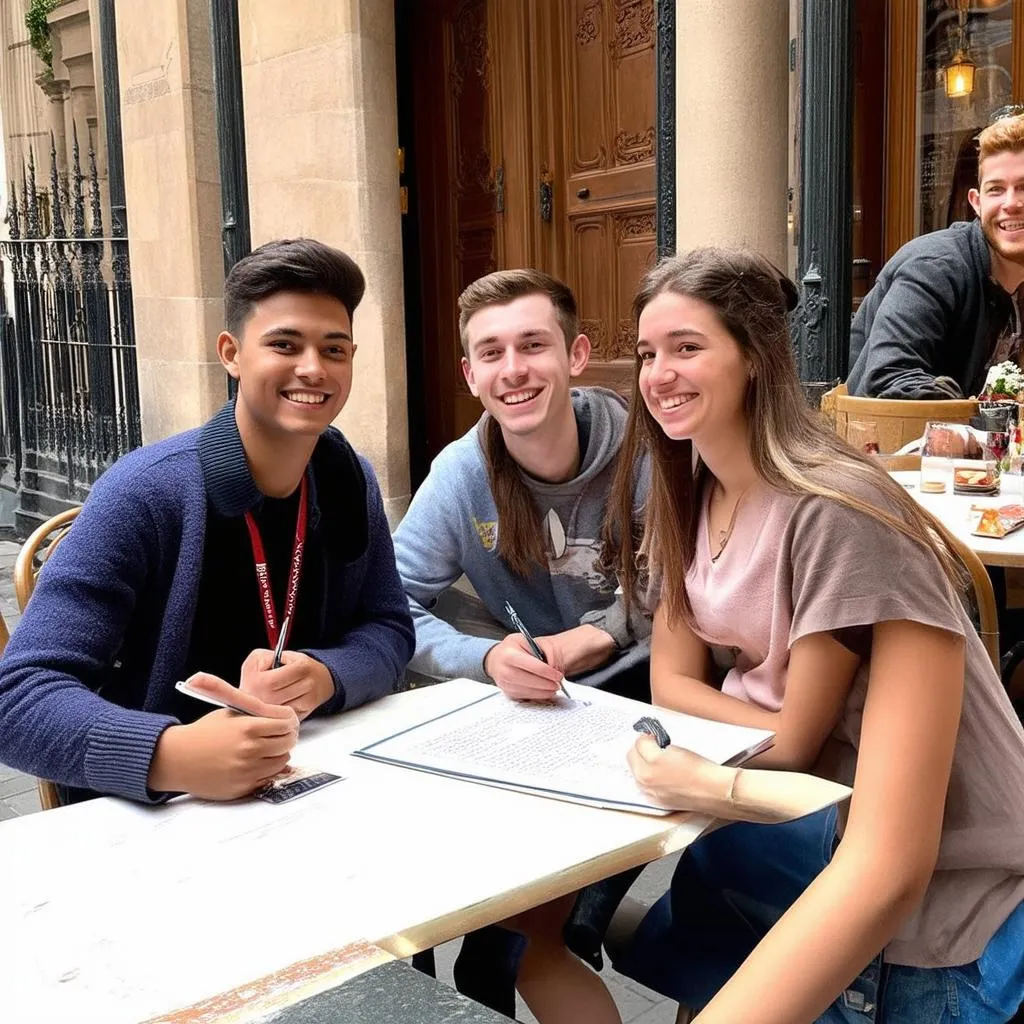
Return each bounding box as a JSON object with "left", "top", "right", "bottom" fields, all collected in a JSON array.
[
  {"left": 404, "top": 0, "right": 657, "bottom": 467},
  {"left": 541, "top": 0, "right": 658, "bottom": 394},
  {"left": 406, "top": 0, "right": 499, "bottom": 452}
]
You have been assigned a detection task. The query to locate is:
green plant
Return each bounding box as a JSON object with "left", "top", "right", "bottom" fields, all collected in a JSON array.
[{"left": 25, "top": 0, "right": 61, "bottom": 71}]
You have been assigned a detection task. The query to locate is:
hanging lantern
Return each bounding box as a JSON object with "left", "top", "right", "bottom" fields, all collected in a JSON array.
[
  {"left": 943, "top": 1, "right": 975, "bottom": 99},
  {"left": 945, "top": 50, "right": 976, "bottom": 98}
]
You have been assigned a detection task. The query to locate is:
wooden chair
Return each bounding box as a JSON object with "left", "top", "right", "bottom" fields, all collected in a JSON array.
[
  {"left": 14, "top": 506, "right": 81, "bottom": 811},
  {"left": 951, "top": 533, "right": 1002, "bottom": 674},
  {"left": 15, "top": 507, "right": 80, "bottom": 612},
  {"left": 833, "top": 388, "right": 978, "bottom": 454},
  {"left": 882, "top": 453, "right": 923, "bottom": 473},
  {"left": 879, "top": 455, "right": 1001, "bottom": 671},
  {"left": 819, "top": 382, "right": 844, "bottom": 427}
]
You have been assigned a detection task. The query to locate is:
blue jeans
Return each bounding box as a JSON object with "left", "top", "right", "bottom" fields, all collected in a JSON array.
[{"left": 613, "top": 809, "right": 1024, "bottom": 1022}]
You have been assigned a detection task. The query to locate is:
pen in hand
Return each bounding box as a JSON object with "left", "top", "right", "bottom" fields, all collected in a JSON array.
[
  {"left": 271, "top": 615, "right": 291, "bottom": 670},
  {"left": 174, "top": 617, "right": 292, "bottom": 718},
  {"left": 503, "top": 601, "right": 571, "bottom": 700}
]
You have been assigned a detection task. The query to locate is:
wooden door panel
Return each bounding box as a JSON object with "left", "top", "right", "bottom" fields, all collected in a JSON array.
[
  {"left": 447, "top": 0, "right": 498, "bottom": 436},
  {"left": 409, "top": 0, "right": 498, "bottom": 451},
  {"left": 570, "top": 216, "right": 610, "bottom": 355},
  {"left": 567, "top": 1, "right": 609, "bottom": 173},
  {"left": 611, "top": 209, "right": 657, "bottom": 355},
  {"left": 406, "top": 0, "right": 658, "bottom": 453},
  {"left": 558, "top": 0, "right": 656, "bottom": 392},
  {"left": 489, "top": 0, "right": 538, "bottom": 270}
]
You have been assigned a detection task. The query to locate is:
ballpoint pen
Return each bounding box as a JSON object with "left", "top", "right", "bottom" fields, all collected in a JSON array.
[
  {"left": 503, "top": 600, "right": 571, "bottom": 699},
  {"left": 272, "top": 615, "right": 291, "bottom": 669},
  {"left": 175, "top": 622, "right": 290, "bottom": 717}
]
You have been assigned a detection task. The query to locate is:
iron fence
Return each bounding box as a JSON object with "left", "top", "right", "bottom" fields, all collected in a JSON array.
[{"left": 0, "top": 128, "right": 140, "bottom": 496}]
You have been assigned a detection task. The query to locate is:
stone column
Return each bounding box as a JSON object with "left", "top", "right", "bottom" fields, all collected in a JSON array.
[
  {"left": 115, "top": 0, "right": 226, "bottom": 442},
  {"left": 238, "top": 0, "right": 410, "bottom": 520},
  {"left": 674, "top": 0, "right": 790, "bottom": 269}
]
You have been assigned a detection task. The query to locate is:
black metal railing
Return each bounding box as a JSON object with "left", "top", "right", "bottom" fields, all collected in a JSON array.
[{"left": 0, "top": 127, "right": 140, "bottom": 498}]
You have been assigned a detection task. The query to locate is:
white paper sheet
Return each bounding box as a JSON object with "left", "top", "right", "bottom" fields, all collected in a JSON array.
[{"left": 355, "top": 683, "right": 774, "bottom": 815}]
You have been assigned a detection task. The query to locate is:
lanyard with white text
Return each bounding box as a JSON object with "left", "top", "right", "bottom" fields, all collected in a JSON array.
[{"left": 243, "top": 473, "right": 308, "bottom": 651}]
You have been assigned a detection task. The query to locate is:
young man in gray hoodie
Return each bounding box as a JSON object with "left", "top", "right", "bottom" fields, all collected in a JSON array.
[
  {"left": 394, "top": 268, "right": 648, "bottom": 699},
  {"left": 393, "top": 269, "right": 649, "bottom": 1018}
]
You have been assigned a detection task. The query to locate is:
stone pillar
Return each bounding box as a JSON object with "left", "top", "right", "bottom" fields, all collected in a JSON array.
[
  {"left": 674, "top": 0, "right": 790, "bottom": 269},
  {"left": 47, "top": 0, "right": 98, "bottom": 162},
  {"left": 238, "top": 0, "right": 410, "bottom": 520},
  {"left": 115, "top": 0, "right": 226, "bottom": 442}
]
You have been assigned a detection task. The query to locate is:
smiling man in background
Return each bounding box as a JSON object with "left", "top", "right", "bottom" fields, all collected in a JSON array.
[
  {"left": 848, "top": 110, "right": 1024, "bottom": 399},
  {"left": 0, "top": 238, "right": 414, "bottom": 807}
]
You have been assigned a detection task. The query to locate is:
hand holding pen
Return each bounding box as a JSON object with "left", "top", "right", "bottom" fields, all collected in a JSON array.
[
  {"left": 237, "top": 617, "right": 336, "bottom": 720},
  {"left": 482, "top": 602, "right": 572, "bottom": 701}
]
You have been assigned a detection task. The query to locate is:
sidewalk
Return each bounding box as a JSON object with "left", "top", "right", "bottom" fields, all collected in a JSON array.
[{"left": 0, "top": 536, "right": 678, "bottom": 1022}]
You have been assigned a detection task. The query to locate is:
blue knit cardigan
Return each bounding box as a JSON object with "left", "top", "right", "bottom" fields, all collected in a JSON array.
[{"left": 0, "top": 402, "right": 414, "bottom": 801}]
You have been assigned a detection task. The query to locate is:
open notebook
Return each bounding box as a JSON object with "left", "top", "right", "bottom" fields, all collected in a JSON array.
[{"left": 354, "top": 681, "right": 774, "bottom": 816}]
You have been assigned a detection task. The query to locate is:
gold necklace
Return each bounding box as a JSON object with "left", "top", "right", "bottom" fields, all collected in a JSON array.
[{"left": 710, "top": 485, "right": 749, "bottom": 562}]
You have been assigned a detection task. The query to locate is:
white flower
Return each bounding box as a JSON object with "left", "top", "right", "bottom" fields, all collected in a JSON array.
[{"left": 983, "top": 361, "right": 1024, "bottom": 397}]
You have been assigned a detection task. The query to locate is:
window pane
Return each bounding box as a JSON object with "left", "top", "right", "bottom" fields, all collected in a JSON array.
[{"left": 918, "top": 0, "right": 1014, "bottom": 236}]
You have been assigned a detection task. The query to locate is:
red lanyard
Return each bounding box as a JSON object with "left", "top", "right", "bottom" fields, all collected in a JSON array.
[{"left": 243, "top": 474, "right": 308, "bottom": 650}]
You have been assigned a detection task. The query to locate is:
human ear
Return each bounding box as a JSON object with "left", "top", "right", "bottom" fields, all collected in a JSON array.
[
  {"left": 967, "top": 188, "right": 982, "bottom": 218},
  {"left": 568, "top": 333, "right": 591, "bottom": 378},
  {"left": 217, "top": 331, "right": 241, "bottom": 379},
  {"left": 461, "top": 356, "right": 479, "bottom": 397}
]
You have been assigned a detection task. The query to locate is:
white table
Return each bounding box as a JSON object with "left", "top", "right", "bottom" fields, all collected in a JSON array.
[
  {"left": 891, "top": 470, "right": 1024, "bottom": 568},
  {"left": 0, "top": 680, "right": 710, "bottom": 1024}
]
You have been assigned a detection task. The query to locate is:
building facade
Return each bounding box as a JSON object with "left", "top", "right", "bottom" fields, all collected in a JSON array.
[{"left": 1, "top": 0, "right": 1022, "bottom": 529}]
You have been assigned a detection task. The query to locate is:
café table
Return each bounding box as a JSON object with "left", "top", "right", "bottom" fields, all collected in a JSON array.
[
  {"left": 0, "top": 679, "right": 711, "bottom": 1024},
  {"left": 154, "top": 942, "right": 515, "bottom": 1024},
  {"left": 890, "top": 470, "right": 1024, "bottom": 569}
]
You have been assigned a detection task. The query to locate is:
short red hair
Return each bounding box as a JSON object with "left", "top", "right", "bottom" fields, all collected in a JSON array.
[{"left": 978, "top": 113, "right": 1024, "bottom": 171}]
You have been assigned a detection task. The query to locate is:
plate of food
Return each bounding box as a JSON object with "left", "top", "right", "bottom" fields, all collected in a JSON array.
[
  {"left": 953, "top": 464, "right": 999, "bottom": 495},
  {"left": 972, "top": 504, "right": 1024, "bottom": 539}
]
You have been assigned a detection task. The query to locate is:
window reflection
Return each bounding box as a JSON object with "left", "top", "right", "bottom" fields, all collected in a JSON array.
[{"left": 918, "top": 0, "right": 1014, "bottom": 234}]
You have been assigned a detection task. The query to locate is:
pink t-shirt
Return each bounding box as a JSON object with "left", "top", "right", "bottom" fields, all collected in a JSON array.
[{"left": 685, "top": 479, "right": 1024, "bottom": 968}]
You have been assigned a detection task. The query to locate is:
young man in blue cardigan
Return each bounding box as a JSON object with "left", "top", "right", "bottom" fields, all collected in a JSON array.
[{"left": 0, "top": 238, "right": 415, "bottom": 805}]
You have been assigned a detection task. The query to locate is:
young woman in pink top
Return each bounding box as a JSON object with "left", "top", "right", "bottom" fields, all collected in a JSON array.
[{"left": 607, "top": 248, "right": 1024, "bottom": 1022}]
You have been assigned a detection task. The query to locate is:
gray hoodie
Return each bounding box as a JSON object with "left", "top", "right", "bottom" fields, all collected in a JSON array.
[{"left": 393, "top": 387, "right": 650, "bottom": 684}]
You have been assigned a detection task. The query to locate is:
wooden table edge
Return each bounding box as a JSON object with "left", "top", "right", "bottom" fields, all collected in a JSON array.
[
  {"left": 972, "top": 550, "right": 1024, "bottom": 569},
  {"left": 147, "top": 810, "right": 706, "bottom": 1024},
  {"left": 144, "top": 941, "right": 395, "bottom": 1024},
  {"left": 375, "top": 810, "right": 707, "bottom": 957}
]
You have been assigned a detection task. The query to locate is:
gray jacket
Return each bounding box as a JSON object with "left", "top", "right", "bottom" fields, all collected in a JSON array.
[
  {"left": 847, "top": 220, "right": 1014, "bottom": 399},
  {"left": 393, "top": 387, "right": 650, "bottom": 685}
]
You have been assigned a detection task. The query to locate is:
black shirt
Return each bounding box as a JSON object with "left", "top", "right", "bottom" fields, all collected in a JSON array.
[{"left": 175, "top": 481, "right": 326, "bottom": 724}]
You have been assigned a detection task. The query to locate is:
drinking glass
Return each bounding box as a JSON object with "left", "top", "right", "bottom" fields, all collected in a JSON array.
[{"left": 920, "top": 455, "right": 952, "bottom": 494}]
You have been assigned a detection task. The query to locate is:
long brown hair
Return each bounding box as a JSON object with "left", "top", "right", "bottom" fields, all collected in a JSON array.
[
  {"left": 459, "top": 269, "right": 580, "bottom": 576},
  {"left": 605, "top": 247, "right": 967, "bottom": 625},
  {"left": 482, "top": 415, "right": 547, "bottom": 576}
]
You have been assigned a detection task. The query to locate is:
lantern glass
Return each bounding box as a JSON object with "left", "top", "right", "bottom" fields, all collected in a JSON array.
[{"left": 945, "top": 57, "right": 975, "bottom": 98}]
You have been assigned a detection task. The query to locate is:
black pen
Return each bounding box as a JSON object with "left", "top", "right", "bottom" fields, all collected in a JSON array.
[
  {"left": 271, "top": 615, "right": 290, "bottom": 669},
  {"left": 503, "top": 601, "right": 571, "bottom": 699}
]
